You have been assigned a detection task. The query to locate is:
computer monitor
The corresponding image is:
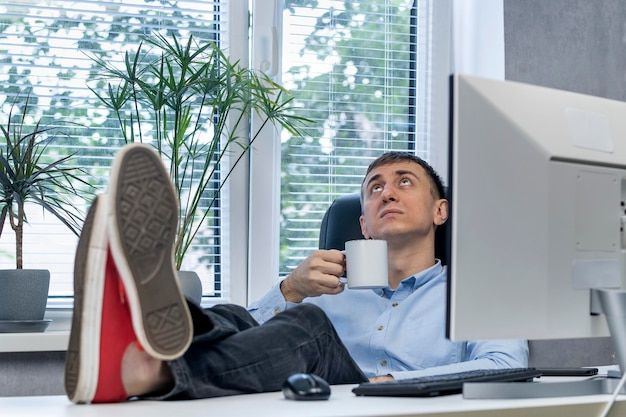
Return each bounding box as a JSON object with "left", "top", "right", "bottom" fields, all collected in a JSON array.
[{"left": 446, "top": 74, "right": 626, "bottom": 377}]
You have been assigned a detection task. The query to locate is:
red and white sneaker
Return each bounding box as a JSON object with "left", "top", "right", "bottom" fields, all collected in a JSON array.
[
  {"left": 107, "top": 143, "right": 192, "bottom": 361},
  {"left": 65, "top": 194, "right": 135, "bottom": 403},
  {"left": 65, "top": 144, "right": 193, "bottom": 404}
]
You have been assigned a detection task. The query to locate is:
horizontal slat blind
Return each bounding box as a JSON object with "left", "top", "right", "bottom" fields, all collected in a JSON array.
[
  {"left": 279, "top": 0, "right": 433, "bottom": 274},
  {"left": 0, "top": 0, "right": 230, "bottom": 305}
]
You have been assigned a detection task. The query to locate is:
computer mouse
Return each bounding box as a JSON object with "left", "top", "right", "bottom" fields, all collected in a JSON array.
[{"left": 282, "top": 373, "right": 331, "bottom": 401}]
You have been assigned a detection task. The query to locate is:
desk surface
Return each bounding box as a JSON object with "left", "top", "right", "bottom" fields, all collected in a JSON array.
[{"left": 0, "top": 383, "right": 624, "bottom": 417}]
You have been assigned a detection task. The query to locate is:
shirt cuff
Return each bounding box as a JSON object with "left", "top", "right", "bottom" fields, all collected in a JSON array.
[{"left": 247, "top": 280, "right": 294, "bottom": 324}]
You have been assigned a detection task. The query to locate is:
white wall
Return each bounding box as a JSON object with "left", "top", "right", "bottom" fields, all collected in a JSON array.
[{"left": 452, "top": 0, "right": 504, "bottom": 79}]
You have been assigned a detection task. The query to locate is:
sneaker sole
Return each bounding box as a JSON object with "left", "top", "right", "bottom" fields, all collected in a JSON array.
[
  {"left": 65, "top": 195, "right": 108, "bottom": 404},
  {"left": 107, "top": 144, "right": 193, "bottom": 360}
]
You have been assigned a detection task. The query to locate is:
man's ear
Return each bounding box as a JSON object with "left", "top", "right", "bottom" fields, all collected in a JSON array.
[
  {"left": 359, "top": 215, "right": 371, "bottom": 239},
  {"left": 434, "top": 199, "right": 449, "bottom": 226}
]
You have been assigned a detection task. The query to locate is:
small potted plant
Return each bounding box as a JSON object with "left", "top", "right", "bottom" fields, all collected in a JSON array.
[
  {"left": 89, "top": 32, "right": 308, "bottom": 301},
  {"left": 0, "top": 94, "right": 90, "bottom": 323}
]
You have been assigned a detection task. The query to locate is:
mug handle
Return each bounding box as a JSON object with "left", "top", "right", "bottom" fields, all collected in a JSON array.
[{"left": 339, "top": 250, "right": 348, "bottom": 283}]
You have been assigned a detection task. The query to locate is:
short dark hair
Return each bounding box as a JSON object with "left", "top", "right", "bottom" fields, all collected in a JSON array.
[{"left": 361, "top": 151, "right": 446, "bottom": 200}]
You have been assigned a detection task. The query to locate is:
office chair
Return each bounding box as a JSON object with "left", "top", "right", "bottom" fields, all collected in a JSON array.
[{"left": 318, "top": 193, "right": 448, "bottom": 265}]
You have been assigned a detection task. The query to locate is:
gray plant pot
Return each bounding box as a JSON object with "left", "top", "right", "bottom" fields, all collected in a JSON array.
[
  {"left": 0, "top": 269, "right": 50, "bottom": 321},
  {"left": 177, "top": 270, "right": 203, "bottom": 305}
]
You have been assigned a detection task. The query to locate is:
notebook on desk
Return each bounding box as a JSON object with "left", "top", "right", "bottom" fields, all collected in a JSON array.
[{"left": 352, "top": 368, "right": 543, "bottom": 397}]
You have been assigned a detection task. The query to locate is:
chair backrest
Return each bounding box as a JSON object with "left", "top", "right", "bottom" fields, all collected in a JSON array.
[{"left": 318, "top": 193, "right": 448, "bottom": 265}]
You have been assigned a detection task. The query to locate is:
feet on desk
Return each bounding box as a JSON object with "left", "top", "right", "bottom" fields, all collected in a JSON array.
[{"left": 65, "top": 144, "right": 193, "bottom": 404}]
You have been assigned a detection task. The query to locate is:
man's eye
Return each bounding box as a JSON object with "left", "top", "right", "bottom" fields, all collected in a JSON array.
[
  {"left": 371, "top": 184, "right": 383, "bottom": 193},
  {"left": 400, "top": 178, "right": 412, "bottom": 186}
]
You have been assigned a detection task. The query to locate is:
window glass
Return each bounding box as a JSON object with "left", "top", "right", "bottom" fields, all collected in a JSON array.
[
  {"left": 279, "top": 0, "right": 435, "bottom": 275},
  {"left": 0, "top": 0, "right": 231, "bottom": 306}
]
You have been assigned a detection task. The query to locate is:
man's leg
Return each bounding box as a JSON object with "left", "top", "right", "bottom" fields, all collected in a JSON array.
[
  {"left": 131, "top": 302, "right": 365, "bottom": 400},
  {"left": 119, "top": 301, "right": 367, "bottom": 400}
]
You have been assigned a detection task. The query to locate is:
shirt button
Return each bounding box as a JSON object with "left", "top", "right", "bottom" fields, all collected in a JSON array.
[
  {"left": 377, "top": 325, "right": 384, "bottom": 331},
  {"left": 392, "top": 302, "right": 398, "bottom": 307},
  {"left": 273, "top": 308, "right": 281, "bottom": 315},
  {"left": 380, "top": 360, "right": 388, "bottom": 366}
]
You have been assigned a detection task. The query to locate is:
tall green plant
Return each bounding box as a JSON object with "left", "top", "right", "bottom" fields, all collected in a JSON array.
[
  {"left": 90, "top": 32, "right": 309, "bottom": 269},
  {"left": 0, "top": 96, "right": 90, "bottom": 269}
]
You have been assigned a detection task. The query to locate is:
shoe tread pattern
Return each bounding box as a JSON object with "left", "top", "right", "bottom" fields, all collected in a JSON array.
[{"left": 114, "top": 147, "right": 191, "bottom": 357}]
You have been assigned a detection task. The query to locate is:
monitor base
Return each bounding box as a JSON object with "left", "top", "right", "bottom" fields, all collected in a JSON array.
[{"left": 463, "top": 377, "right": 623, "bottom": 399}]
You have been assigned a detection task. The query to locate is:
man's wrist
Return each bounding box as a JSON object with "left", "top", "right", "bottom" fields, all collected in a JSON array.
[
  {"left": 369, "top": 375, "right": 394, "bottom": 383},
  {"left": 280, "top": 278, "right": 304, "bottom": 303}
]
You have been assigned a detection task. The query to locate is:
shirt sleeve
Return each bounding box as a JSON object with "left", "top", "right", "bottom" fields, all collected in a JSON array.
[
  {"left": 388, "top": 339, "right": 529, "bottom": 380},
  {"left": 247, "top": 280, "right": 300, "bottom": 324}
]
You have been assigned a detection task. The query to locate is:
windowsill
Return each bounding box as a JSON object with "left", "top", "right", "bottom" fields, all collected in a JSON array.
[
  {"left": 0, "top": 309, "right": 71, "bottom": 353},
  {"left": 0, "top": 330, "right": 69, "bottom": 352}
]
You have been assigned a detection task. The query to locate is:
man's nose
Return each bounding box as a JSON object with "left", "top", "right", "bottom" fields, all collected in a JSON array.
[{"left": 381, "top": 185, "right": 397, "bottom": 202}]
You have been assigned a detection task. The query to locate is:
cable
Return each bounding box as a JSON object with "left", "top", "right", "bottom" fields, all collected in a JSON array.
[{"left": 597, "top": 370, "right": 626, "bottom": 417}]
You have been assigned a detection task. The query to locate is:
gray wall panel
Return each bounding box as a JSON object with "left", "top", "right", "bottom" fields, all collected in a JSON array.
[{"left": 504, "top": 0, "right": 626, "bottom": 100}]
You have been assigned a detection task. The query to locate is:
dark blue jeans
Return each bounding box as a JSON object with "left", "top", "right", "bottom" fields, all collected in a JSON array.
[{"left": 160, "top": 303, "right": 367, "bottom": 399}]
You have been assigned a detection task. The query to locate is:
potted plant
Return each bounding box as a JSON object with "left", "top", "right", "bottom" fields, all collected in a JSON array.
[
  {"left": 0, "top": 94, "right": 90, "bottom": 323},
  {"left": 89, "top": 32, "right": 308, "bottom": 301}
]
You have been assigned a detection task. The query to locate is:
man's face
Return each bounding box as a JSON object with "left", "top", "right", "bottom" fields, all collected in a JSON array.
[{"left": 359, "top": 161, "right": 446, "bottom": 242}]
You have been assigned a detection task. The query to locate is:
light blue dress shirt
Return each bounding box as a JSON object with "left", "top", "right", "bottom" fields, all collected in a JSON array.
[{"left": 248, "top": 260, "right": 528, "bottom": 380}]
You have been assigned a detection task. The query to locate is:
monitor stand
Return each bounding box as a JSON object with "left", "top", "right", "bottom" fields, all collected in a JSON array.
[{"left": 463, "top": 288, "right": 626, "bottom": 399}]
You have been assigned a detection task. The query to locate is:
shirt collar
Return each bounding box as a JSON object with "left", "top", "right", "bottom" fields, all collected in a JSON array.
[{"left": 376, "top": 259, "right": 445, "bottom": 298}]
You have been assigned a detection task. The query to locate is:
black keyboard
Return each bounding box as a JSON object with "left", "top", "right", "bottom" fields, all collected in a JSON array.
[{"left": 352, "top": 368, "right": 542, "bottom": 397}]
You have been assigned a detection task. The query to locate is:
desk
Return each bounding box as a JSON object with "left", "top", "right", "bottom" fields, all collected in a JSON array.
[{"left": 0, "top": 384, "right": 624, "bottom": 417}]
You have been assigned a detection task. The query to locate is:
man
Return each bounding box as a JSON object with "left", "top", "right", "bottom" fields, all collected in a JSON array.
[
  {"left": 248, "top": 151, "right": 528, "bottom": 381},
  {"left": 66, "top": 146, "right": 526, "bottom": 404},
  {"left": 66, "top": 144, "right": 366, "bottom": 404}
]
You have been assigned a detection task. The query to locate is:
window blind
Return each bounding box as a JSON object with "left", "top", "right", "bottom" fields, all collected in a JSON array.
[
  {"left": 0, "top": 0, "right": 231, "bottom": 305},
  {"left": 279, "top": 0, "right": 435, "bottom": 275}
]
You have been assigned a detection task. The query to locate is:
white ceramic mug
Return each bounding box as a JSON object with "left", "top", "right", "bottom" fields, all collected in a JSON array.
[{"left": 344, "top": 239, "right": 388, "bottom": 289}]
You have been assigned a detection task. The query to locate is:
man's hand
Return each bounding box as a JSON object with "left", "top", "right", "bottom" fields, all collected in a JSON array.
[
  {"left": 280, "top": 249, "right": 346, "bottom": 303},
  {"left": 368, "top": 375, "right": 394, "bottom": 383}
]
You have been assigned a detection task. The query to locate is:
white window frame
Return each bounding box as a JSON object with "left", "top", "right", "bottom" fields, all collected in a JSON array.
[
  {"left": 220, "top": 0, "right": 253, "bottom": 307},
  {"left": 246, "top": 0, "right": 284, "bottom": 305}
]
